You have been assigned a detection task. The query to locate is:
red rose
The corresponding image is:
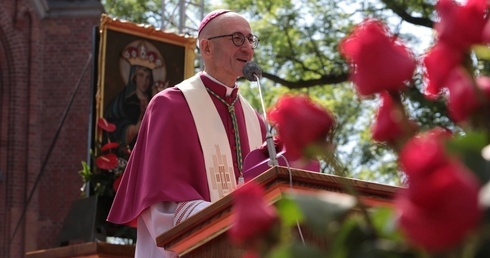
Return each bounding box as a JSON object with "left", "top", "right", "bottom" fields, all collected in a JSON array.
[
  {"left": 339, "top": 19, "right": 416, "bottom": 97},
  {"left": 446, "top": 67, "right": 482, "bottom": 122},
  {"left": 229, "top": 181, "right": 278, "bottom": 245},
  {"left": 95, "top": 153, "right": 118, "bottom": 170},
  {"left": 395, "top": 161, "right": 482, "bottom": 252},
  {"left": 242, "top": 250, "right": 260, "bottom": 258},
  {"left": 435, "top": 0, "right": 487, "bottom": 51},
  {"left": 267, "top": 94, "right": 335, "bottom": 161},
  {"left": 371, "top": 92, "right": 416, "bottom": 144},
  {"left": 398, "top": 128, "right": 452, "bottom": 179},
  {"left": 422, "top": 42, "right": 463, "bottom": 99}
]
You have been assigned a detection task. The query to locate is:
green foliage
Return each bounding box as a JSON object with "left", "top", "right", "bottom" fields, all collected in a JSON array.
[
  {"left": 102, "top": 0, "right": 162, "bottom": 26},
  {"left": 275, "top": 197, "right": 304, "bottom": 228},
  {"left": 101, "top": 0, "right": 461, "bottom": 185},
  {"left": 446, "top": 131, "right": 490, "bottom": 183},
  {"left": 285, "top": 193, "right": 355, "bottom": 237},
  {"left": 267, "top": 242, "right": 326, "bottom": 258},
  {"left": 272, "top": 192, "right": 424, "bottom": 258},
  {"left": 79, "top": 161, "right": 92, "bottom": 185}
]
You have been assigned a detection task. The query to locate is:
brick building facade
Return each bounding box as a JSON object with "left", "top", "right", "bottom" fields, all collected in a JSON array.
[{"left": 0, "top": 0, "right": 104, "bottom": 257}]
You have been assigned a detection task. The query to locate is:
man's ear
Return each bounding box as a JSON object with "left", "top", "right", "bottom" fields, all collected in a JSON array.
[{"left": 200, "top": 39, "right": 212, "bottom": 56}]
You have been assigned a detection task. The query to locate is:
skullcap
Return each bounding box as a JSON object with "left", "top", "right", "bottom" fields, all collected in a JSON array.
[{"left": 198, "top": 9, "right": 231, "bottom": 36}]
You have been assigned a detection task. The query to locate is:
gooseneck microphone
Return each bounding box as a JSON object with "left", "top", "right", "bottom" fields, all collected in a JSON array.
[
  {"left": 243, "top": 62, "right": 305, "bottom": 245},
  {"left": 243, "top": 61, "right": 278, "bottom": 167},
  {"left": 242, "top": 61, "right": 262, "bottom": 81}
]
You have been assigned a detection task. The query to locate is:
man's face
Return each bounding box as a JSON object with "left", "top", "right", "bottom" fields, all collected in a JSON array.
[{"left": 204, "top": 14, "right": 256, "bottom": 83}]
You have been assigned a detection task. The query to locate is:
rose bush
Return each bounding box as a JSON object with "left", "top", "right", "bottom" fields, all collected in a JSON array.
[
  {"left": 396, "top": 128, "right": 482, "bottom": 252},
  {"left": 229, "top": 0, "right": 490, "bottom": 257}
]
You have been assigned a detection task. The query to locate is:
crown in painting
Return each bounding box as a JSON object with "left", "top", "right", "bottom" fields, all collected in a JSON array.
[{"left": 121, "top": 41, "right": 163, "bottom": 70}]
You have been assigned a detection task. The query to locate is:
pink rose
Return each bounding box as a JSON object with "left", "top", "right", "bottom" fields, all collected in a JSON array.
[
  {"left": 267, "top": 94, "right": 335, "bottom": 161},
  {"left": 339, "top": 19, "right": 416, "bottom": 96},
  {"left": 229, "top": 181, "right": 278, "bottom": 245},
  {"left": 396, "top": 161, "right": 482, "bottom": 252}
]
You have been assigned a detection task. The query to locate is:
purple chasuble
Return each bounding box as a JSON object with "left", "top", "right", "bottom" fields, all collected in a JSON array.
[{"left": 107, "top": 73, "right": 266, "bottom": 227}]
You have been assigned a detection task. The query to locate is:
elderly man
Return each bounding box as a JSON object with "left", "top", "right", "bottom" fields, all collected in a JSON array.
[{"left": 107, "top": 9, "right": 266, "bottom": 258}]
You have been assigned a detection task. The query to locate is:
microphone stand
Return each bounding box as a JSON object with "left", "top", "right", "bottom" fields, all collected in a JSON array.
[{"left": 254, "top": 74, "right": 278, "bottom": 167}]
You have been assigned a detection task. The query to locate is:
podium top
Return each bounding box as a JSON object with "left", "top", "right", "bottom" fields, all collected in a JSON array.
[{"left": 156, "top": 166, "right": 400, "bottom": 255}]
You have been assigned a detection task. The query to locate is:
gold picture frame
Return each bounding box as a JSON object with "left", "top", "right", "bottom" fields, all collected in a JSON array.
[{"left": 95, "top": 14, "right": 197, "bottom": 150}]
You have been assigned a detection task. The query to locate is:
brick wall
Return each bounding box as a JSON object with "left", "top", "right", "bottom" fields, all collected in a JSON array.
[{"left": 0, "top": 0, "right": 103, "bottom": 257}]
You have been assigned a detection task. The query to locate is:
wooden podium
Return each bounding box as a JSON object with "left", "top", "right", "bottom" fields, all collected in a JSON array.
[
  {"left": 157, "top": 166, "right": 399, "bottom": 257},
  {"left": 25, "top": 242, "right": 135, "bottom": 258}
]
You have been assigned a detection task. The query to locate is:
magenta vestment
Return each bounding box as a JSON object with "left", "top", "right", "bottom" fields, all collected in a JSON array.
[{"left": 107, "top": 73, "right": 266, "bottom": 227}]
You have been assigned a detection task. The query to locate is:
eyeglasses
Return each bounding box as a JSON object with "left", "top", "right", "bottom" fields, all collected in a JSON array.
[{"left": 208, "top": 32, "right": 260, "bottom": 49}]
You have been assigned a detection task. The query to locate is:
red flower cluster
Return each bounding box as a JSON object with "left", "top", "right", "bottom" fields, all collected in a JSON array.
[
  {"left": 229, "top": 181, "right": 278, "bottom": 246},
  {"left": 371, "top": 92, "right": 418, "bottom": 146},
  {"left": 423, "top": 0, "right": 489, "bottom": 121},
  {"left": 267, "top": 94, "right": 335, "bottom": 161},
  {"left": 79, "top": 118, "right": 127, "bottom": 197},
  {"left": 337, "top": 5, "right": 488, "bottom": 252},
  {"left": 95, "top": 118, "right": 119, "bottom": 171},
  {"left": 339, "top": 19, "right": 418, "bottom": 147},
  {"left": 339, "top": 19, "right": 416, "bottom": 97},
  {"left": 395, "top": 128, "right": 482, "bottom": 252},
  {"left": 435, "top": 0, "right": 487, "bottom": 51}
]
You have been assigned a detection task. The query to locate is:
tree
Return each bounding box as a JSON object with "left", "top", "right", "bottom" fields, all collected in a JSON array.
[
  {"left": 101, "top": 0, "right": 459, "bottom": 185},
  {"left": 102, "top": 0, "right": 163, "bottom": 26}
]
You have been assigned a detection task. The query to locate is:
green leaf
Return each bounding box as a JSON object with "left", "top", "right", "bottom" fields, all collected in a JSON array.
[
  {"left": 446, "top": 131, "right": 488, "bottom": 153},
  {"left": 370, "top": 207, "right": 402, "bottom": 241},
  {"left": 328, "top": 213, "right": 417, "bottom": 258},
  {"left": 266, "top": 242, "right": 327, "bottom": 258},
  {"left": 446, "top": 131, "right": 490, "bottom": 183},
  {"left": 78, "top": 161, "right": 93, "bottom": 183},
  {"left": 473, "top": 45, "right": 490, "bottom": 61},
  {"left": 276, "top": 197, "right": 305, "bottom": 227},
  {"left": 288, "top": 192, "right": 356, "bottom": 237}
]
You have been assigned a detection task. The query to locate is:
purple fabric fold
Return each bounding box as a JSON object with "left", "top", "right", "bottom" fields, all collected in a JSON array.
[{"left": 242, "top": 147, "right": 321, "bottom": 182}]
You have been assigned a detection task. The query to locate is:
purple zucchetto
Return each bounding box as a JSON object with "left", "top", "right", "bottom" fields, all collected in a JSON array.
[{"left": 198, "top": 9, "right": 231, "bottom": 36}]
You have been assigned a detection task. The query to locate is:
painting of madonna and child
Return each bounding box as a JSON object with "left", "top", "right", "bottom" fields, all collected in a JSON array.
[{"left": 96, "top": 14, "right": 197, "bottom": 158}]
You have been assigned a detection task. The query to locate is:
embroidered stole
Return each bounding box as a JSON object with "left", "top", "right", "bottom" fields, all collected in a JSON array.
[{"left": 177, "top": 75, "right": 262, "bottom": 202}]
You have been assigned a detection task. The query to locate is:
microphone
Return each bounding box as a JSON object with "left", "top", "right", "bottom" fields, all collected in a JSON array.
[
  {"left": 242, "top": 62, "right": 278, "bottom": 167},
  {"left": 242, "top": 61, "right": 262, "bottom": 81}
]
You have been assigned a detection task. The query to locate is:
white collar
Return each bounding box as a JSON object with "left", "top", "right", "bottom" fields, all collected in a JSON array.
[{"left": 202, "top": 72, "right": 237, "bottom": 97}]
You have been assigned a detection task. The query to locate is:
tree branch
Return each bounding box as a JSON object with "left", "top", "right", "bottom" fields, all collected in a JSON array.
[
  {"left": 382, "top": 0, "right": 435, "bottom": 28},
  {"left": 261, "top": 72, "right": 349, "bottom": 89}
]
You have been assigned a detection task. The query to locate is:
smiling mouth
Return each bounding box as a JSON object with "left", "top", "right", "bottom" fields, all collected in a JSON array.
[{"left": 237, "top": 58, "right": 248, "bottom": 63}]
